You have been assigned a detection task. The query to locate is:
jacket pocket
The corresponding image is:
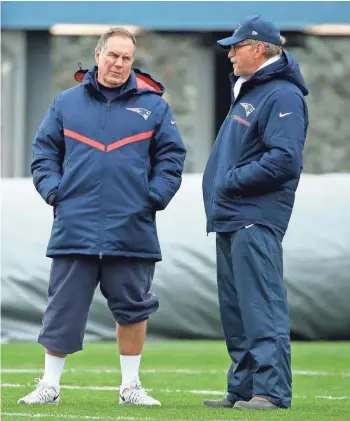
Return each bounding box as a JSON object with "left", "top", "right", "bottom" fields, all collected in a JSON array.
[
  {"left": 55, "top": 139, "right": 78, "bottom": 202},
  {"left": 140, "top": 159, "right": 157, "bottom": 212},
  {"left": 219, "top": 166, "right": 243, "bottom": 200},
  {"left": 55, "top": 167, "right": 71, "bottom": 203},
  {"left": 141, "top": 160, "right": 150, "bottom": 195},
  {"left": 55, "top": 176, "right": 66, "bottom": 204}
]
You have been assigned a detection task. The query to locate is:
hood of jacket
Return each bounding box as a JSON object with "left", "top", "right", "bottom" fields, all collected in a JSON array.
[
  {"left": 230, "top": 50, "right": 309, "bottom": 96},
  {"left": 75, "top": 66, "right": 165, "bottom": 98}
]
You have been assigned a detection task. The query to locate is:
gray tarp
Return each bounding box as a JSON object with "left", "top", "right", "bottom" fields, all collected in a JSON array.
[{"left": 1, "top": 174, "right": 350, "bottom": 342}]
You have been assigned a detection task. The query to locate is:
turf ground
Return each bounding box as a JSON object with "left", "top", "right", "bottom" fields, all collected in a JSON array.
[{"left": 1, "top": 341, "right": 349, "bottom": 421}]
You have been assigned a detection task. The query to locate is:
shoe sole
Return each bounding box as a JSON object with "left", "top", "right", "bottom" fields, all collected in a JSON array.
[
  {"left": 203, "top": 400, "right": 234, "bottom": 408},
  {"left": 119, "top": 402, "right": 161, "bottom": 406},
  {"left": 203, "top": 403, "right": 233, "bottom": 408},
  {"left": 234, "top": 403, "right": 278, "bottom": 410},
  {"left": 18, "top": 401, "right": 60, "bottom": 405}
]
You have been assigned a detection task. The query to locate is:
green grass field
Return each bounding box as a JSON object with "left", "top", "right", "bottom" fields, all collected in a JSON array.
[{"left": 1, "top": 341, "right": 350, "bottom": 421}]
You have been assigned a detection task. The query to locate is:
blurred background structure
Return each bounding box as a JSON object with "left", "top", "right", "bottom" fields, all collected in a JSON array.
[
  {"left": 1, "top": 1, "right": 350, "bottom": 342},
  {"left": 2, "top": 1, "right": 350, "bottom": 176}
]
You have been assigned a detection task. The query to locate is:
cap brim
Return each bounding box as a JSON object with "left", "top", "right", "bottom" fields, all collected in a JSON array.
[{"left": 217, "top": 35, "right": 246, "bottom": 48}]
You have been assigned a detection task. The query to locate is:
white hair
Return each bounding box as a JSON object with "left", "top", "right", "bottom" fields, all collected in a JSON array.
[
  {"left": 246, "top": 35, "right": 286, "bottom": 58},
  {"left": 96, "top": 27, "right": 136, "bottom": 53}
]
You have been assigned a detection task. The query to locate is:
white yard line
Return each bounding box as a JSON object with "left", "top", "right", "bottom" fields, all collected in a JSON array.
[
  {"left": 1, "top": 384, "right": 121, "bottom": 391},
  {"left": 2, "top": 368, "right": 350, "bottom": 377},
  {"left": 1, "top": 369, "right": 225, "bottom": 374},
  {"left": 1, "top": 383, "right": 223, "bottom": 395},
  {"left": 1, "top": 414, "right": 253, "bottom": 421},
  {"left": 2, "top": 368, "right": 262, "bottom": 375},
  {"left": 293, "top": 370, "right": 350, "bottom": 377},
  {"left": 1, "top": 383, "right": 349, "bottom": 400},
  {"left": 0, "top": 414, "right": 154, "bottom": 420},
  {"left": 315, "top": 395, "right": 350, "bottom": 400}
]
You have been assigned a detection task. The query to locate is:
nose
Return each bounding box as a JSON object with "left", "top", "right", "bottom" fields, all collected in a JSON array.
[
  {"left": 228, "top": 47, "right": 235, "bottom": 59},
  {"left": 114, "top": 57, "right": 123, "bottom": 67}
]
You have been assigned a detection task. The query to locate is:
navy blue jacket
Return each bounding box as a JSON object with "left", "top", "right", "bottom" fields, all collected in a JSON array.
[
  {"left": 203, "top": 52, "right": 309, "bottom": 240},
  {"left": 32, "top": 67, "right": 186, "bottom": 260}
]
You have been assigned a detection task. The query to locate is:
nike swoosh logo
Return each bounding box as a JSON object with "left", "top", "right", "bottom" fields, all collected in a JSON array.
[
  {"left": 279, "top": 112, "right": 292, "bottom": 117},
  {"left": 120, "top": 394, "right": 125, "bottom": 402},
  {"left": 52, "top": 393, "right": 60, "bottom": 402},
  {"left": 171, "top": 120, "right": 176, "bottom": 125}
]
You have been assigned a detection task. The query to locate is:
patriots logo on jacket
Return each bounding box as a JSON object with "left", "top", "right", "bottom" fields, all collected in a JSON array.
[
  {"left": 126, "top": 108, "right": 152, "bottom": 120},
  {"left": 240, "top": 103, "right": 255, "bottom": 117}
]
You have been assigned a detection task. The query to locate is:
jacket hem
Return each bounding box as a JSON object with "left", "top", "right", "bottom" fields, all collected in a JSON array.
[
  {"left": 46, "top": 248, "right": 162, "bottom": 261},
  {"left": 207, "top": 219, "right": 284, "bottom": 241}
]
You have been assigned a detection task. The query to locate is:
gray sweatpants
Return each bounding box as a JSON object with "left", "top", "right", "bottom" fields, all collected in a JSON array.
[{"left": 38, "top": 255, "right": 159, "bottom": 354}]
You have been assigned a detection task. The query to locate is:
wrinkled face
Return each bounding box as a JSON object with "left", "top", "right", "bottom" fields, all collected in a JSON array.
[
  {"left": 95, "top": 35, "right": 135, "bottom": 87},
  {"left": 228, "top": 41, "right": 262, "bottom": 78}
]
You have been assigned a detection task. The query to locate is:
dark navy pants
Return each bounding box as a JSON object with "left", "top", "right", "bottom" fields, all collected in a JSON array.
[
  {"left": 38, "top": 256, "right": 159, "bottom": 354},
  {"left": 216, "top": 225, "right": 291, "bottom": 408}
]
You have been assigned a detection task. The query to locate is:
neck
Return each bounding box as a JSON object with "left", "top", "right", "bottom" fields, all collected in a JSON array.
[
  {"left": 96, "top": 73, "right": 124, "bottom": 88},
  {"left": 258, "top": 56, "right": 270, "bottom": 67},
  {"left": 98, "top": 80, "right": 123, "bottom": 89},
  {"left": 237, "top": 60, "right": 269, "bottom": 78},
  {"left": 251, "top": 58, "right": 270, "bottom": 74}
]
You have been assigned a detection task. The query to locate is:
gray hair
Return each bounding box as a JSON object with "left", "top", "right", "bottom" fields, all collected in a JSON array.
[
  {"left": 96, "top": 27, "right": 136, "bottom": 53},
  {"left": 246, "top": 36, "right": 286, "bottom": 58}
]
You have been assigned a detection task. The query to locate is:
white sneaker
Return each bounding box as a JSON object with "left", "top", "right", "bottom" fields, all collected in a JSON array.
[
  {"left": 119, "top": 378, "right": 161, "bottom": 406},
  {"left": 17, "top": 378, "right": 60, "bottom": 405}
]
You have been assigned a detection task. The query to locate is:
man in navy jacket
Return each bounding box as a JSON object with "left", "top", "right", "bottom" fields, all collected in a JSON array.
[
  {"left": 202, "top": 16, "right": 308, "bottom": 410},
  {"left": 18, "top": 27, "right": 186, "bottom": 407}
]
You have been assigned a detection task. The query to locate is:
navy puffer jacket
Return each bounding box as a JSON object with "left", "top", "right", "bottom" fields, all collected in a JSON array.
[
  {"left": 32, "top": 67, "right": 186, "bottom": 261},
  {"left": 203, "top": 52, "right": 308, "bottom": 240}
]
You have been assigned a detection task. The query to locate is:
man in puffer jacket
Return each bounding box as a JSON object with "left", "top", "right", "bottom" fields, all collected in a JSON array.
[
  {"left": 202, "top": 16, "right": 308, "bottom": 410},
  {"left": 18, "top": 27, "right": 186, "bottom": 407}
]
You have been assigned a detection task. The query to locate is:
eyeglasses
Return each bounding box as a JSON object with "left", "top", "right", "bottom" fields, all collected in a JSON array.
[{"left": 230, "top": 43, "right": 251, "bottom": 53}]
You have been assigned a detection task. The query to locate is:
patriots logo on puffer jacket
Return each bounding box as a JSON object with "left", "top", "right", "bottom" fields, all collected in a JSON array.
[
  {"left": 240, "top": 103, "right": 255, "bottom": 117},
  {"left": 126, "top": 108, "right": 152, "bottom": 120}
]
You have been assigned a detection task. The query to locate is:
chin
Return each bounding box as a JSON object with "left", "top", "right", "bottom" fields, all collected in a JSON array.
[{"left": 107, "top": 78, "right": 123, "bottom": 87}]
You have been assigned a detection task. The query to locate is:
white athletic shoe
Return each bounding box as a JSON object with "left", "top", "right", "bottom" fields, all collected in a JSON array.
[
  {"left": 17, "top": 378, "right": 60, "bottom": 405},
  {"left": 119, "top": 378, "right": 161, "bottom": 406}
]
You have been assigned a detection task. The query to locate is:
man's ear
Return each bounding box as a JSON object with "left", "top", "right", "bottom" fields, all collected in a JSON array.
[
  {"left": 95, "top": 48, "right": 100, "bottom": 65},
  {"left": 255, "top": 42, "right": 265, "bottom": 59}
]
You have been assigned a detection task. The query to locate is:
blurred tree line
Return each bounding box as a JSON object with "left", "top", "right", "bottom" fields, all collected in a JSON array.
[{"left": 51, "top": 33, "right": 350, "bottom": 174}]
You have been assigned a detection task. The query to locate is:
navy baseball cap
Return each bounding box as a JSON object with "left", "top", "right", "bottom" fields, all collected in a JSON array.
[{"left": 218, "top": 15, "right": 281, "bottom": 48}]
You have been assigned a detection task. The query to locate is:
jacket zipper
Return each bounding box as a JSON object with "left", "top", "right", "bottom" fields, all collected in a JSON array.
[
  {"left": 207, "top": 82, "right": 251, "bottom": 221},
  {"left": 207, "top": 81, "right": 255, "bottom": 231},
  {"left": 98, "top": 101, "right": 112, "bottom": 260}
]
